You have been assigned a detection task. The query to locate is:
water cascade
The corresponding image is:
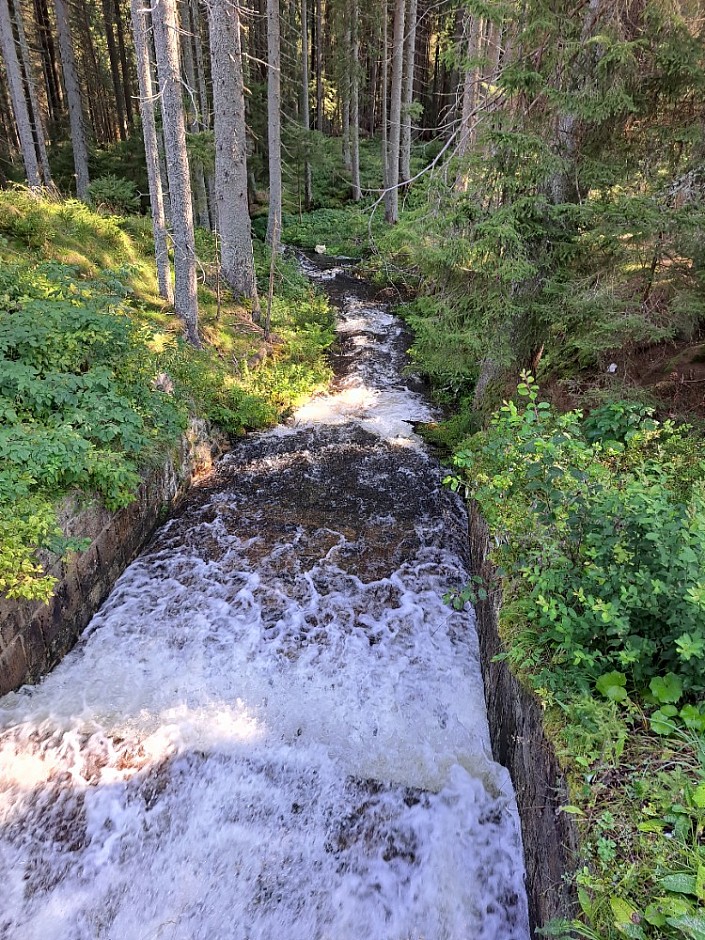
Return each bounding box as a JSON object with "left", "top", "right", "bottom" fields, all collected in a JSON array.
[{"left": 0, "top": 256, "right": 529, "bottom": 940}]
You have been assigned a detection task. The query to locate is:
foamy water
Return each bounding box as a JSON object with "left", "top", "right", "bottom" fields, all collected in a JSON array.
[{"left": 0, "top": 256, "right": 528, "bottom": 939}]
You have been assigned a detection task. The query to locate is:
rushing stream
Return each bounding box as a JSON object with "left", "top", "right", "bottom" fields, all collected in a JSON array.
[{"left": 0, "top": 255, "right": 529, "bottom": 939}]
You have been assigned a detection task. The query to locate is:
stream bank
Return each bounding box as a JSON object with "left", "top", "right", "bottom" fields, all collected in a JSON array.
[
  {"left": 468, "top": 504, "right": 579, "bottom": 933},
  {"left": 0, "top": 420, "right": 227, "bottom": 697}
]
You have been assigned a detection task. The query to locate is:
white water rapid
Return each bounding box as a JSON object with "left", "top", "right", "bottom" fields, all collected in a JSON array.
[{"left": 0, "top": 255, "right": 529, "bottom": 940}]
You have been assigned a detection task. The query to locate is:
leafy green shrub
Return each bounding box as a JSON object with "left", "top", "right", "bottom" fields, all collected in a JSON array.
[
  {"left": 283, "top": 207, "right": 376, "bottom": 256},
  {"left": 0, "top": 261, "right": 185, "bottom": 600},
  {"left": 0, "top": 192, "right": 336, "bottom": 602},
  {"left": 164, "top": 344, "right": 276, "bottom": 436},
  {"left": 582, "top": 400, "right": 659, "bottom": 445},
  {"left": 87, "top": 175, "right": 141, "bottom": 215},
  {"left": 450, "top": 375, "right": 705, "bottom": 695}
]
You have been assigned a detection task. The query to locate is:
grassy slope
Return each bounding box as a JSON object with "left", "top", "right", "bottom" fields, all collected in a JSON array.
[{"left": 0, "top": 188, "right": 334, "bottom": 602}]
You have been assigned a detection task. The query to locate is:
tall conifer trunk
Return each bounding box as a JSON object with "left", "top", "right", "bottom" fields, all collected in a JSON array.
[
  {"left": 0, "top": 61, "right": 20, "bottom": 158},
  {"left": 102, "top": 0, "right": 127, "bottom": 139},
  {"left": 350, "top": 0, "right": 360, "bottom": 201},
  {"left": 34, "top": 0, "right": 62, "bottom": 125},
  {"left": 384, "top": 0, "right": 405, "bottom": 223},
  {"left": 12, "top": 0, "right": 52, "bottom": 184},
  {"left": 266, "top": 0, "right": 282, "bottom": 246},
  {"left": 456, "top": 12, "right": 482, "bottom": 188},
  {"left": 179, "top": 0, "right": 210, "bottom": 230},
  {"left": 315, "top": 0, "right": 322, "bottom": 131},
  {"left": 301, "top": 0, "right": 312, "bottom": 210},
  {"left": 152, "top": 0, "right": 200, "bottom": 346},
  {"left": 341, "top": 6, "right": 351, "bottom": 171},
  {"left": 130, "top": 0, "right": 172, "bottom": 303},
  {"left": 381, "top": 0, "right": 388, "bottom": 190},
  {"left": 400, "top": 0, "right": 417, "bottom": 184},
  {"left": 0, "top": 0, "right": 41, "bottom": 187},
  {"left": 206, "top": 0, "right": 258, "bottom": 303},
  {"left": 79, "top": 0, "right": 113, "bottom": 143},
  {"left": 55, "top": 0, "right": 90, "bottom": 198},
  {"left": 114, "top": 0, "right": 134, "bottom": 126}
]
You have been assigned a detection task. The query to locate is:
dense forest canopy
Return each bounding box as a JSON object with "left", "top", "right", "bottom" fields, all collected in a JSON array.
[
  {"left": 6, "top": 0, "right": 703, "bottom": 407},
  {"left": 3, "top": 1, "right": 705, "bottom": 938}
]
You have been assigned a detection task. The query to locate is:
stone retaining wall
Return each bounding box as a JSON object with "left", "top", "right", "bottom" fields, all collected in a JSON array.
[
  {"left": 0, "top": 420, "right": 226, "bottom": 697},
  {"left": 469, "top": 503, "right": 579, "bottom": 935}
]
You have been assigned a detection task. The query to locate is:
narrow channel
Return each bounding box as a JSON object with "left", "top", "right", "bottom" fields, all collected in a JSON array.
[{"left": 0, "top": 255, "right": 529, "bottom": 940}]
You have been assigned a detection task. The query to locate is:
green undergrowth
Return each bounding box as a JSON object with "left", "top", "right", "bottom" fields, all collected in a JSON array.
[
  {"left": 447, "top": 375, "right": 705, "bottom": 940},
  {"left": 0, "top": 189, "right": 333, "bottom": 603},
  {"left": 283, "top": 205, "right": 383, "bottom": 257}
]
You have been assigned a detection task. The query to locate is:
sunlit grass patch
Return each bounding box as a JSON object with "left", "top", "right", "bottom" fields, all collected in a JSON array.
[{"left": 0, "top": 190, "right": 335, "bottom": 602}]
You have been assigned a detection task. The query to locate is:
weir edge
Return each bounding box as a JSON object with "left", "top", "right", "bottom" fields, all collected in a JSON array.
[
  {"left": 0, "top": 418, "right": 228, "bottom": 697},
  {"left": 468, "top": 501, "right": 580, "bottom": 934}
]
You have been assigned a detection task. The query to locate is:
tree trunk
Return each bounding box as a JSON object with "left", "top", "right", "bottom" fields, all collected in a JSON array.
[
  {"left": 55, "top": 0, "right": 90, "bottom": 198},
  {"left": 189, "top": 0, "right": 209, "bottom": 122},
  {"left": 429, "top": 25, "right": 440, "bottom": 128},
  {"left": 315, "top": 0, "right": 322, "bottom": 131},
  {"left": 158, "top": 129, "right": 172, "bottom": 222},
  {"left": 456, "top": 13, "right": 482, "bottom": 176},
  {"left": 301, "top": 0, "right": 312, "bottom": 209},
  {"left": 130, "top": 0, "right": 172, "bottom": 303},
  {"left": 341, "top": 5, "right": 351, "bottom": 170},
  {"left": 368, "top": 15, "right": 378, "bottom": 137},
  {"left": 384, "top": 0, "right": 405, "bottom": 223},
  {"left": 186, "top": 0, "right": 215, "bottom": 226},
  {"left": 350, "top": 0, "right": 360, "bottom": 201},
  {"left": 206, "top": 0, "right": 258, "bottom": 303},
  {"left": 12, "top": 0, "right": 52, "bottom": 184},
  {"left": 179, "top": 0, "right": 210, "bottom": 229},
  {"left": 0, "top": 59, "right": 20, "bottom": 159},
  {"left": 266, "top": 0, "right": 282, "bottom": 246},
  {"left": 102, "top": 0, "right": 127, "bottom": 139},
  {"left": 152, "top": 0, "right": 200, "bottom": 346},
  {"left": 381, "top": 0, "right": 388, "bottom": 189},
  {"left": 0, "top": 0, "right": 41, "bottom": 186},
  {"left": 550, "top": 0, "right": 603, "bottom": 205},
  {"left": 79, "top": 0, "right": 114, "bottom": 144},
  {"left": 399, "top": 0, "right": 417, "bottom": 184},
  {"left": 34, "top": 0, "right": 63, "bottom": 127},
  {"left": 114, "top": 0, "right": 134, "bottom": 126}
]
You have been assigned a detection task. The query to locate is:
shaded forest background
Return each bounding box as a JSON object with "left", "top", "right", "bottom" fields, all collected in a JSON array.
[{"left": 2, "top": 0, "right": 705, "bottom": 416}]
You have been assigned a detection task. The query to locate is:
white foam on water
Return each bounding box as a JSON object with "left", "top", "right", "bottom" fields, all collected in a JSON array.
[
  {"left": 0, "top": 257, "right": 529, "bottom": 940},
  {"left": 280, "top": 289, "right": 435, "bottom": 444}
]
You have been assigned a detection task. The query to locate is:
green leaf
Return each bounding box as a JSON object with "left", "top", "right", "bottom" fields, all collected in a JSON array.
[
  {"left": 650, "top": 673, "right": 683, "bottom": 704},
  {"left": 659, "top": 896, "right": 697, "bottom": 917},
  {"left": 696, "top": 865, "right": 705, "bottom": 903},
  {"left": 559, "top": 805, "right": 586, "bottom": 816},
  {"left": 665, "top": 914, "right": 705, "bottom": 940},
  {"left": 680, "top": 705, "right": 705, "bottom": 732},
  {"left": 660, "top": 873, "right": 698, "bottom": 896},
  {"left": 610, "top": 896, "right": 643, "bottom": 936},
  {"left": 596, "top": 671, "right": 627, "bottom": 701},
  {"left": 692, "top": 783, "right": 705, "bottom": 809},
  {"left": 644, "top": 903, "right": 667, "bottom": 927},
  {"left": 650, "top": 709, "right": 679, "bottom": 736},
  {"left": 660, "top": 704, "right": 679, "bottom": 717},
  {"left": 578, "top": 887, "right": 594, "bottom": 918}
]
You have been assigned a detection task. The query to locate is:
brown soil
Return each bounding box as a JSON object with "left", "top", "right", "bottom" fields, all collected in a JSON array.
[{"left": 544, "top": 336, "right": 705, "bottom": 422}]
